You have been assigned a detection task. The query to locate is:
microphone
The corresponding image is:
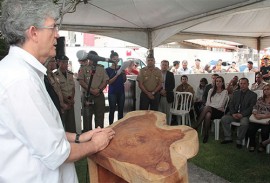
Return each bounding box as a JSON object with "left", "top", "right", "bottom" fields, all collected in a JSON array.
[
  {"left": 76, "top": 50, "right": 116, "bottom": 63},
  {"left": 87, "top": 53, "right": 115, "bottom": 63}
]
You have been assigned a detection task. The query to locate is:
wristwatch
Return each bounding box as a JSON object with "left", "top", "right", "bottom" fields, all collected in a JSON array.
[
  {"left": 75, "top": 133, "right": 80, "bottom": 143},
  {"left": 152, "top": 92, "right": 155, "bottom": 95}
]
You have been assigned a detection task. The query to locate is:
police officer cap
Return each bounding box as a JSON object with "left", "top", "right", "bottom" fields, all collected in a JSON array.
[
  {"left": 77, "top": 50, "right": 88, "bottom": 61},
  {"left": 57, "top": 55, "right": 69, "bottom": 61},
  {"left": 173, "top": 60, "right": 180, "bottom": 65}
]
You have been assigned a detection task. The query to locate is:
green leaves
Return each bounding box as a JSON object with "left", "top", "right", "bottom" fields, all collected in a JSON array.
[{"left": 0, "top": 37, "right": 8, "bottom": 60}]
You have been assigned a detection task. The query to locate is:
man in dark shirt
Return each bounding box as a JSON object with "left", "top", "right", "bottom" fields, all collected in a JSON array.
[
  {"left": 220, "top": 78, "right": 257, "bottom": 149},
  {"left": 158, "top": 60, "right": 175, "bottom": 124}
]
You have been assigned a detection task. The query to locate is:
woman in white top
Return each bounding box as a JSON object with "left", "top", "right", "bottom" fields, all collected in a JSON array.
[{"left": 194, "top": 76, "right": 228, "bottom": 143}]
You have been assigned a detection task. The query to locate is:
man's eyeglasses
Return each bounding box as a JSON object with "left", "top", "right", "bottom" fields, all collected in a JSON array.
[{"left": 38, "top": 24, "right": 59, "bottom": 32}]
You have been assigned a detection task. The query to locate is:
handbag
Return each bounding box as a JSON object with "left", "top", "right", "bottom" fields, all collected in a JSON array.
[{"left": 249, "top": 114, "right": 270, "bottom": 125}]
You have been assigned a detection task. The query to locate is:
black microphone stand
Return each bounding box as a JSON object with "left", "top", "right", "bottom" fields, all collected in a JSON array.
[{"left": 85, "top": 62, "right": 97, "bottom": 105}]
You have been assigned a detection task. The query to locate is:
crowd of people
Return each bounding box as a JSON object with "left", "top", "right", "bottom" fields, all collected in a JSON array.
[
  {"left": 169, "top": 58, "right": 263, "bottom": 75},
  {"left": 136, "top": 55, "right": 270, "bottom": 151}
]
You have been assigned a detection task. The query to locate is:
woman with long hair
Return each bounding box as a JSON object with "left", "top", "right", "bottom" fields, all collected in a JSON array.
[
  {"left": 194, "top": 76, "right": 228, "bottom": 143},
  {"left": 247, "top": 84, "right": 270, "bottom": 152}
]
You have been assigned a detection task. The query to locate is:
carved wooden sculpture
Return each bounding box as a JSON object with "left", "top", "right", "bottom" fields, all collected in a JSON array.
[{"left": 88, "top": 110, "right": 199, "bottom": 183}]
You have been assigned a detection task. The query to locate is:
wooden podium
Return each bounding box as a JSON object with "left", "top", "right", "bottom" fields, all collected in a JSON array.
[{"left": 88, "top": 110, "right": 199, "bottom": 183}]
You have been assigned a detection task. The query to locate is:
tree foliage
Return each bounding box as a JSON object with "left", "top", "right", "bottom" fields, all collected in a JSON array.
[
  {"left": 0, "top": 38, "right": 9, "bottom": 60},
  {"left": 0, "top": 0, "right": 9, "bottom": 59}
]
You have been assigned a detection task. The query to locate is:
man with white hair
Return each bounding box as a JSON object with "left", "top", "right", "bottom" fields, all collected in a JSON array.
[
  {"left": 179, "top": 60, "right": 193, "bottom": 74},
  {"left": 0, "top": 1, "right": 115, "bottom": 182}
]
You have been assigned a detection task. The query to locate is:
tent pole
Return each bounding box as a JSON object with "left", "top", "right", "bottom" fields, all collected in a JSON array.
[
  {"left": 257, "top": 37, "right": 261, "bottom": 67},
  {"left": 147, "top": 29, "right": 154, "bottom": 56},
  {"left": 257, "top": 37, "right": 261, "bottom": 51}
]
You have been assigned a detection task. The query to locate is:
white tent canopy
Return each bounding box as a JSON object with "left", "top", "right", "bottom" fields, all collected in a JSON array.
[{"left": 60, "top": 0, "right": 270, "bottom": 50}]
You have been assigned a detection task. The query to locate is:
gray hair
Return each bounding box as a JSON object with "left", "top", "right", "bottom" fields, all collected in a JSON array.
[
  {"left": 0, "top": 0, "right": 60, "bottom": 45},
  {"left": 182, "top": 60, "right": 188, "bottom": 64}
]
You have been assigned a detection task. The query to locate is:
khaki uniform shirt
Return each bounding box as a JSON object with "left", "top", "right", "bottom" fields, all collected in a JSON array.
[
  {"left": 193, "top": 66, "right": 204, "bottom": 74},
  {"left": 77, "top": 65, "right": 109, "bottom": 90},
  {"left": 251, "top": 82, "right": 267, "bottom": 91},
  {"left": 77, "top": 65, "right": 88, "bottom": 93},
  {"left": 176, "top": 83, "right": 195, "bottom": 95},
  {"left": 47, "top": 71, "right": 65, "bottom": 108},
  {"left": 54, "top": 69, "right": 75, "bottom": 98},
  {"left": 137, "top": 67, "right": 162, "bottom": 92}
]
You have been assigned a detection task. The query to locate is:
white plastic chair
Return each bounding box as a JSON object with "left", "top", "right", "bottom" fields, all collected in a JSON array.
[
  {"left": 230, "top": 122, "right": 246, "bottom": 146},
  {"left": 168, "top": 92, "right": 193, "bottom": 126}
]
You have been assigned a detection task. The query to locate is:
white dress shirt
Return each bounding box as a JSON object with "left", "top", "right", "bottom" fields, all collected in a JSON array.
[
  {"left": 179, "top": 67, "right": 193, "bottom": 74},
  {"left": 0, "top": 46, "right": 78, "bottom": 183},
  {"left": 206, "top": 89, "right": 228, "bottom": 111}
]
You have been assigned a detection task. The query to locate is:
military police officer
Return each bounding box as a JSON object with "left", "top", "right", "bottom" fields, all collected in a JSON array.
[
  {"left": 45, "top": 57, "right": 68, "bottom": 120},
  {"left": 54, "top": 55, "right": 76, "bottom": 133},
  {"left": 77, "top": 50, "right": 109, "bottom": 132},
  {"left": 137, "top": 54, "right": 163, "bottom": 111}
]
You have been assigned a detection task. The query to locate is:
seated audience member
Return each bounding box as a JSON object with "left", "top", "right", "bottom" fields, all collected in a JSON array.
[
  {"left": 220, "top": 78, "right": 257, "bottom": 149},
  {"left": 176, "top": 75, "right": 195, "bottom": 95},
  {"left": 212, "top": 59, "right": 222, "bottom": 73},
  {"left": 247, "top": 84, "right": 270, "bottom": 152},
  {"left": 251, "top": 73, "right": 267, "bottom": 91},
  {"left": 193, "top": 76, "right": 228, "bottom": 143},
  {"left": 244, "top": 61, "right": 258, "bottom": 73},
  {"left": 194, "top": 78, "right": 208, "bottom": 117},
  {"left": 202, "top": 74, "right": 219, "bottom": 103},
  {"left": 170, "top": 60, "right": 181, "bottom": 75},
  {"left": 226, "top": 62, "right": 239, "bottom": 72},
  {"left": 226, "top": 75, "right": 239, "bottom": 96},
  {"left": 125, "top": 60, "right": 139, "bottom": 75},
  {"left": 193, "top": 59, "right": 204, "bottom": 74},
  {"left": 174, "top": 75, "right": 195, "bottom": 124},
  {"left": 260, "top": 56, "right": 270, "bottom": 82},
  {"left": 179, "top": 60, "right": 193, "bottom": 75}
]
